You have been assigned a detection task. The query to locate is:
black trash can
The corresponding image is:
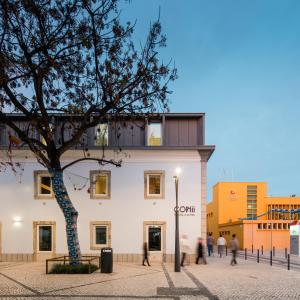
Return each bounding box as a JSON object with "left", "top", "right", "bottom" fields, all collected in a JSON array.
[{"left": 101, "top": 247, "right": 113, "bottom": 273}]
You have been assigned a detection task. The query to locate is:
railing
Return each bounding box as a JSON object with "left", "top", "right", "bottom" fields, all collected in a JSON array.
[{"left": 46, "top": 255, "right": 100, "bottom": 274}]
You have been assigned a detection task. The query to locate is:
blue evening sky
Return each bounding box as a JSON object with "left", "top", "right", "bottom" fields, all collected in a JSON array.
[{"left": 121, "top": 0, "right": 300, "bottom": 199}]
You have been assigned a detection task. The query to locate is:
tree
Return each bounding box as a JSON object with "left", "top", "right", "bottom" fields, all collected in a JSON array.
[{"left": 0, "top": 0, "right": 176, "bottom": 262}]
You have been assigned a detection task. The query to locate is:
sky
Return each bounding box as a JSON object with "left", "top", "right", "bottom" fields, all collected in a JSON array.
[{"left": 121, "top": 0, "right": 300, "bottom": 199}]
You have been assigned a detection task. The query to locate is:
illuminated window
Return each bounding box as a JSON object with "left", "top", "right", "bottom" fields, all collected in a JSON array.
[
  {"left": 90, "top": 221, "right": 111, "bottom": 250},
  {"left": 95, "top": 124, "right": 108, "bottom": 146},
  {"left": 90, "top": 170, "right": 111, "bottom": 199},
  {"left": 34, "top": 171, "right": 54, "bottom": 199},
  {"left": 144, "top": 171, "right": 165, "bottom": 199},
  {"left": 147, "top": 123, "right": 162, "bottom": 146}
]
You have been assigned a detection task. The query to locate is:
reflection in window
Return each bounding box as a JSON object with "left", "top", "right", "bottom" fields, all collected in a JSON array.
[
  {"left": 148, "top": 226, "right": 161, "bottom": 251},
  {"left": 147, "top": 123, "right": 161, "bottom": 146},
  {"left": 38, "top": 226, "right": 52, "bottom": 251},
  {"left": 95, "top": 226, "right": 107, "bottom": 245},
  {"left": 95, "top": 124, "right": 108, "bottom": 146},
  {"left": 39, "top": 176, "right": 52, "bottom": 195},
  {"left": 95, "top": 174, "right": 108, "bottom": 195},
  {"left": 148, "top": 174, "right": 161, "bottom": 195}
]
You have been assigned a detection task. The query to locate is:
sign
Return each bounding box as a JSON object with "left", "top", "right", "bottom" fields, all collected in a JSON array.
[{"left": 174, "top": 206, "right": 196, "bottom": 216}]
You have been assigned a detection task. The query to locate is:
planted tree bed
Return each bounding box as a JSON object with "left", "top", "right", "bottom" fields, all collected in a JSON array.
[{"left": 46, "top": 256, "right": 100, "bottom": 274}]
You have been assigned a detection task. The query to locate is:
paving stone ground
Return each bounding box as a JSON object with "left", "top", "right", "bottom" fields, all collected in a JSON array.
[{"left": 0, "top": 255, "right": 300, "bottom": 300}]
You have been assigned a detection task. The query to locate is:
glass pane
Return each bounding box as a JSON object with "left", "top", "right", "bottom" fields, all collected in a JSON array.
[
  {"left": 95, "top": 226, "right": 107, "bottom": 245},
  {"left": 40, "top": 176, "right": 52, "bottom": 194},
  {"left": 148, "top": 175, "right": 161, "bottom": 195},
  {"left": 148, "top": 226, "right": 161, "bottom": 251},
  {"left": 95, "top": 175, "right": 107, "bottom": 195},
  {"left": 39, "top": 226, "right": 52, "bottom": 251},
  {"left": 95, "top": 124, "right": 108, "bottom": 146},
  {"left": 147, "top": 123, "right": 161, "bottom": 146}
]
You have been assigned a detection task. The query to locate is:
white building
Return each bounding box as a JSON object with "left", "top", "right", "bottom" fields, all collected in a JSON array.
[{"left": 0, "top": 113, "right": 214, "bottom": 262}]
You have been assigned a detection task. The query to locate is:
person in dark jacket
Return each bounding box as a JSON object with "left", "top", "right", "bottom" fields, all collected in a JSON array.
[
  {"left": 196, "top": 237, "right": 207, "bottom": 264},
  {"left": 142, "top": 242, "right": 151, "bottom": 266}
]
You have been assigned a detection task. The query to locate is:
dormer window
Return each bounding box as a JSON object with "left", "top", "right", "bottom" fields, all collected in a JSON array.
[
  {"left": 147, "top": 123, "right": 162, "bottom": 146},
  {"left": 95, "top": 124, "right": 108, "bottom": 146}
]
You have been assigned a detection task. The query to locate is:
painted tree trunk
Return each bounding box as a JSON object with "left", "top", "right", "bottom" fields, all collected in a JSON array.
[{"left": 50, "top": 169, "right": 82, "bottom": 262}]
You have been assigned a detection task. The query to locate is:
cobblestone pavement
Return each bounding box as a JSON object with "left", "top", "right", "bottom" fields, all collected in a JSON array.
[{"left": 0, "top": 255, "right": 300, "bottom": 299}]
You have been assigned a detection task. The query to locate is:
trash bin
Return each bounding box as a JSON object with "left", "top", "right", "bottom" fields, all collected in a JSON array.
[{"left": 101, "top": 247, "right": 113, "bottom": 273}]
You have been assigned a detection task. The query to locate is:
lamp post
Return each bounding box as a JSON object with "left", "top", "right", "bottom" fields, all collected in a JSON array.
[{"left": 174, "top": 167, "right": 181, "bottom": 272}]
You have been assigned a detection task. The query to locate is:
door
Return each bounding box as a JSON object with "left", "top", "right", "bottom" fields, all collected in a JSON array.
[{"left": 144, "top": 222, "right": 166, "bottom": 262}]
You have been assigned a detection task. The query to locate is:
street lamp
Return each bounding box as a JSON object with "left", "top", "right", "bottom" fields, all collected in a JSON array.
[{"left": 174, "top": 167, "right": 181, "bottom": 272}]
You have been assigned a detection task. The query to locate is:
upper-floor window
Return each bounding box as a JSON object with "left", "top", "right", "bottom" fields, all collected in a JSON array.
[
  {"left": 0, "top": 125, "right": 6, "bottom": 145},
  {"left": 90, "top": 170, "right": 111, "bottom": 199},
  {"left": 147, "top": 123, "right": 162, "bottom": 146},
  {"left": 34, "top": 171, "right": 54, "bottom": 199},
  {"left": 144, "top": 170, "right": 165, "bottom": 199},
  {"left": 95, "top": 124, "right": 108, "bottom": 146}
]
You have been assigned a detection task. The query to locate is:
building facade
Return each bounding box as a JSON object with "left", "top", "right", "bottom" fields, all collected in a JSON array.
[
  {"left": 0, "top": 113, "right": 214, "bottom": 262},
  {"left": 207, "top": 182, "right": 300, "bottom": 250}
]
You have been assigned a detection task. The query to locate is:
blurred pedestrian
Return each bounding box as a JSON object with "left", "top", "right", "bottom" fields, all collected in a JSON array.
[
  {"left": 196, "top": 237, "right": 207, "bottom": 264},
  {"left": 230, "top": 234, "right": 239, "bottom": 266},
  {"left": 217, "top": 234, "right": 227, "bottom": 258},
  {"left": 207, "top": 233, "right": 214, "bottom": 256},
  {"left": 180, "top": 234, "right": 191, "bottom": 266},
  {"left": 142, "top": 242, "right": 151, "bottom": 266}
]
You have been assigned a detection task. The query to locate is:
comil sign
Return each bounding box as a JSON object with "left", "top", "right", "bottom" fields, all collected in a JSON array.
[{"left": 174, "top": 206, "right": 196, "bottom": 216}]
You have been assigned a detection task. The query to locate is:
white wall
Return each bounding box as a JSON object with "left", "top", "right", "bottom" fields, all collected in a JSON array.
[{"left": 0, "top": 150, "right": 202, "bottom": 255}]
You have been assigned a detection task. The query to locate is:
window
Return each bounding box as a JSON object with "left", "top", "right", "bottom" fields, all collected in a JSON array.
[
  {"left": 90, "top": 170, "right": 111, "bottom": 199},
  {"left": 148, "top": 226, "right": 162, "bottom": 251},
  {"left": 90, "top": 221, "right": 111, "bottom": 250},
  {"left": 147, "top": 123, "right": 162, "bottom": 146},
  {"left": 38, "top": 225, "right": 52, "bottom": 252},
  {"left": 144, "top": 171, "right": 165, "bottom": 199},
  {"left": 0, "top": 125, "right": 6, "bottom": 145},
  {"left": 258, "top": 223, "right": 262, "bottom": 229},
  {"left": 95, "top": 124, "right": 108, "bottom": 146},
  {"left": 247, "top": 185, "right": 257, "bottom": 219},
  {"left": 34, "top": 171, "right": 54, "bottom": 199},
  {"left": 263, "top": 223, "right": 267, "bottom": 229},
  {"left": 33, "top": 221, "right": 56, "bottom": 254},
  {"left": 283, "top": 223, "right": 287, "bottom": 230}
]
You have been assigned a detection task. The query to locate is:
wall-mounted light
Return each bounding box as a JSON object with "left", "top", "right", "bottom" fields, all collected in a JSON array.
[{"left": 13, "top": 216, "right": 23, "bottom": 227}]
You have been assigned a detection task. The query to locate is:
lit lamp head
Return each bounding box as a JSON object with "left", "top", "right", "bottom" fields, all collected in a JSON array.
[{"left": 174, "top": 167, "right": 182, "bottom": 179}]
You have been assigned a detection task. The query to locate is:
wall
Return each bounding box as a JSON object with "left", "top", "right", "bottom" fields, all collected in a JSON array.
[{"left": 0, "top": 150, "right": 202, "bottom": 259}]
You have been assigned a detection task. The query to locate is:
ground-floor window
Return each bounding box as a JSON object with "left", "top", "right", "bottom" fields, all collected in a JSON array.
[
  {"left": 38, "top": 225, "right": 52, "bottom": 252},
  {"left": 90, "top": 221, "right": 111, "bottom": 250},
  {"left": 33, "top": 221, "right": 56, "bottom": 254},
  {"left": 148, "top": 226, "right": 162, "bottom": 251}
]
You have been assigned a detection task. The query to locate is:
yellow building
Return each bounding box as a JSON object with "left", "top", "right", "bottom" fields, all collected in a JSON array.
[{"left": 207, "top": 182, "right": 300, "bottom": 250}]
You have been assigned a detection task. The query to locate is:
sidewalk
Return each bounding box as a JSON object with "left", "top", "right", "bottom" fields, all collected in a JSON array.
[{"left": 0, "top": 255, "right": 300, "bottom": 299}]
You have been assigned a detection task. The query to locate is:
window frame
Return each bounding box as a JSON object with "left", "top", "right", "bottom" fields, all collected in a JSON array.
[
  {"left": 90, "top": 170, "right": 111, "bottom": 199},
  {"left": 34, "top": 171, "right": 54, "bottom": 200},
  {"left": 33, "top": 221, "right": 56, "bottom": 254},
  {"left": 90, "top": 221, "right": 111, "bottom": 250},
  {"left": 144, "top": 170, "right": 165, "bottom": 199}
]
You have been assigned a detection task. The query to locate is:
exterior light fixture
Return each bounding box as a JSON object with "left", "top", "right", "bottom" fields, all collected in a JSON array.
[{"left": 174, "top": 167, "right": 182, "bottom": 272}]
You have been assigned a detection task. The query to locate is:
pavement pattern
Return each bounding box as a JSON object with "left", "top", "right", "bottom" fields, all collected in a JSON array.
[{"left": 0, "top": 255, "right": 300, "bottom": 300}]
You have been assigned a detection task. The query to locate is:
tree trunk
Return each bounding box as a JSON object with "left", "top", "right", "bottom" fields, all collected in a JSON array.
[{"left": 50, "top": 168, "right": 82, "bottom": 263}]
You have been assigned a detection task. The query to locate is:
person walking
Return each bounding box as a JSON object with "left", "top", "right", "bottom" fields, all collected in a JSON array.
[
  {"left": 196, "top": 237, "right": 207, "bottom": 264},
  {"left": 217, "top": 234, "right": 227, "bottom": 258},
  {"left": 142, "top": 242, "right": 151, "bottom": 266},
  {"left": 180, "top": 234, "right": 191, "bottom": 267},
  {"left": 207, "top": 233, "right": 214, "bottom": 256},
  {"left": 230, "top": 234, "right": 239, "bottom": 266}
]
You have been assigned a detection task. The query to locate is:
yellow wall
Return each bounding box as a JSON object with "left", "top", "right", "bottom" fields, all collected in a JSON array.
[{"left": 207, "top": 182, "right": 300, "bottom": 250}]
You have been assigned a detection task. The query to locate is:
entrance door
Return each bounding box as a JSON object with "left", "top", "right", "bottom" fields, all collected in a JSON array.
[{"left": 144, "top": 222, "right": 166, "bottom": 262}]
